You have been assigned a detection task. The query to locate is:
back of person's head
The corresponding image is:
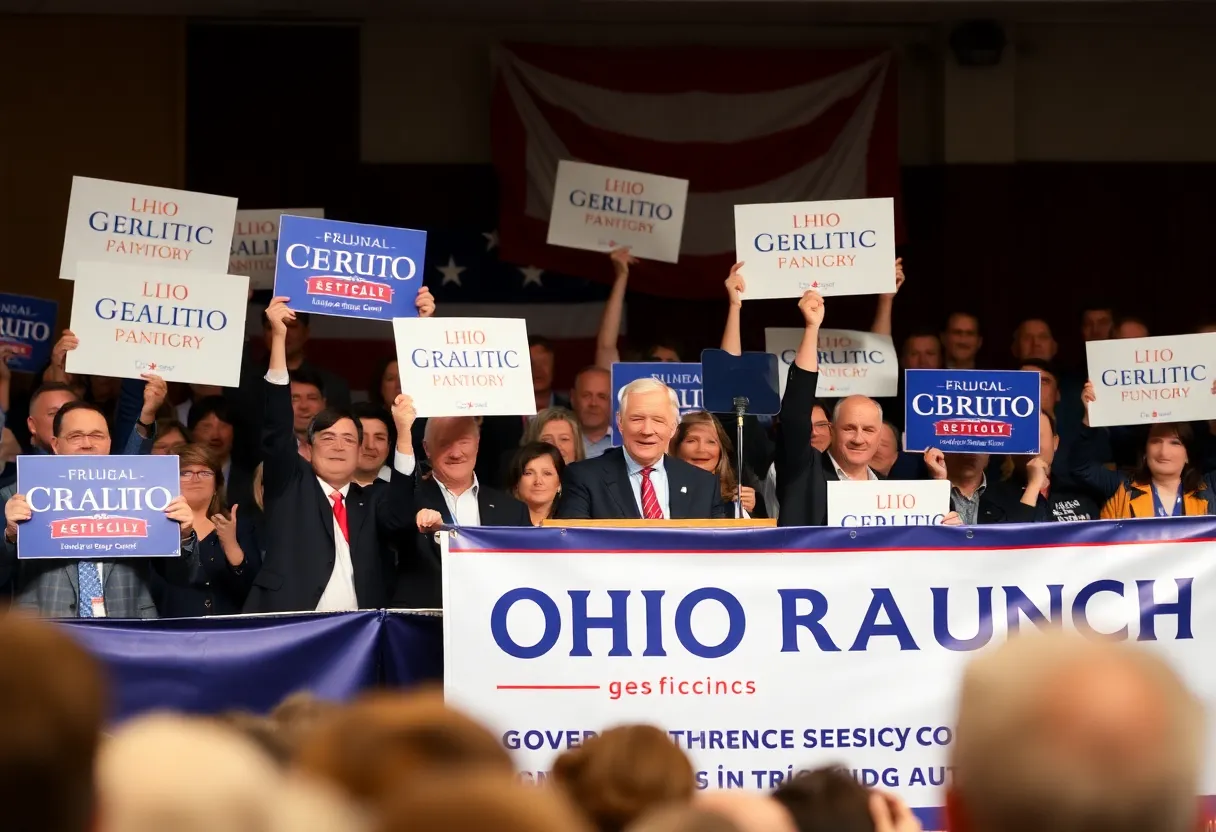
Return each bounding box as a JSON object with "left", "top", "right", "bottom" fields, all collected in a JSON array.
[
  {"left": 375, "top": 773, "right": 591, "bottom": 832},
  {"left": 295, "top": 689, "right": 513, "bottom": 807},
  {"left": 552, "top": 724, "right": 697, "bottom": 832},
  {"left": 629, "top": 805, "right": 742, "bottom": 832},
  {"left": 696, "top": 793, "right": 798, "bottom": 832},
  {"left": 97, "top": 713, "right": 285, "bottom": 832},
  {"left": 213, "top": 711, "right": 292, "bottom": 766},
  {"left": 772, "top": 766, "right": 873, "bottom": 832},
  {"left": 271, "top": 690, "right": 340, "bottom": 753},
  {"left": 0, "top": 615, "right": 106, "bottom": 832},
  {"left": 949, "top": 633, "right": 1202, "bottom": 832}
]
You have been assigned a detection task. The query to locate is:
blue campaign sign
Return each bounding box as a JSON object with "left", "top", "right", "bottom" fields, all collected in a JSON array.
[
  {"left": 904, "top": 369, "right": 1041, "bottom": 455},
  {"left": 0, "top": 292, "right": 57, "bottom": 373},
  {"left": 610, "top": 362, "right": 703, "bottom": 446},
  {"left": 274, "top": 215, "right": 426, "bottom": 321},
  {"left": 17, "top": 455, "right": 181, "bottom": 559}
]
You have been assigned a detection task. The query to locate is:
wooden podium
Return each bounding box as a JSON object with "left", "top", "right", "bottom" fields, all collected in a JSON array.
[{"left": 540, "top": 518, "right": 776, "bottom": 528}]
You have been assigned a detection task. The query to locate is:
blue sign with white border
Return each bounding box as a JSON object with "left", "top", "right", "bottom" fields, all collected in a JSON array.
[
  {"left": 16, "top": 455, "right": 181, "bottom": 559},
  {"left": 0, "top": 292, "right": 57, "bottom": 373},
  {"left": 904, "top": 369, "right": 1041, "bottom": 455},
  {"left": 274, "top": 215, "right": 426, "bottom": 321},
  {"left": 610, "top": 362, "right": 703, "bottom": 446}
]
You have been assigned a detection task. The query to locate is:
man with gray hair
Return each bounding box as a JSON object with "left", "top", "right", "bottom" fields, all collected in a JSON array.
[
  {"left": 558, "top": 378, "right": 726, "bottom": 520},
  {"left": 948, "top": 633, "right": 1203, "bottom": 832}
]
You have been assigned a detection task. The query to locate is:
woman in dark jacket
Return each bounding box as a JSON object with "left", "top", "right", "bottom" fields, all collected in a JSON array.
[{"left": 154, "top": 443, "right": 263, "bottom": 616}]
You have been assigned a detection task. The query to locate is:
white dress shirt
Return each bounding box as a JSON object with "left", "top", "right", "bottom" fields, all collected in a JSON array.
[
  {"left": 315, "top": 479, "right": 358, "bottom": 612},
  {"left": 827, "top": 453, "right": 878, "bottom": 481},
  {"left": 437, "top": 476, "right": 481, "bottom": 526},
  {"left": 624, "top": 451, "right": 670, "bottom": 518}
]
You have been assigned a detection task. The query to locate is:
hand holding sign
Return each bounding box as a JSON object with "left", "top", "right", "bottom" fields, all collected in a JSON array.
[
  {"left": 882, "top": 257, "right": 905, "bottom": 300},
  {"left": 165, "top": 495, "right": 193, "bottom": 538},
  {"left": 416, "top": 509, "right": 443, "bottom": 533},
  {"left": 140, "top": 374, "right": 168, "bottom": 425},
  {"left": 738, "top": 486, "right": 756, "bottom": 513},
  {"left": 610, "top": 247, "right": 638, "bottom": 281},
  {"left": 1081, "top": 379, "right": 1096, "bottom": 426},
  {"left": 392, "top": 393, "right": 418, "bottom": 439},
  {"left": 4, "top": 494, "right": 30, "bottom": 542},
  {"left": 266, "top": 296, "right": 296, "bottom": 336},
  {"left": 725, "top": 263, "right": 746, "bottom": 309},
  {"left": 50, "top": 329, "right": 79, "bottom": 377},
  {"left": 212, "top": 504, "right": 241, "bottom": 564},
  {"left": 415, "top": 286, "right": 436, "bottom": 318}
]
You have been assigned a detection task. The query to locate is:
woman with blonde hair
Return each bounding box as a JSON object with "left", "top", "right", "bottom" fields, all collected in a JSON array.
[
  {"left": 522, "top": 407, "right": 585, "bottom": 465},
  {"left": 670, "top": 411, "right": 767, "bottom": 518}
]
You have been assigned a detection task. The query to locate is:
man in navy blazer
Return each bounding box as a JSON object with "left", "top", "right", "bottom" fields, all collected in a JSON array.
[{"left": 557, "top": 378, "right": 726, "bottom": 521}]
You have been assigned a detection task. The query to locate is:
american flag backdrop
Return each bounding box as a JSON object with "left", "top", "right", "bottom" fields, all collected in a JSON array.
[{"left": 246, "top": 228, "right": 617, "bottom": 395}]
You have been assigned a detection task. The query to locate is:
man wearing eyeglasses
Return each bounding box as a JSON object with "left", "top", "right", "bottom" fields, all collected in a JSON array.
[
  {"left": 0, "top": 396, "right": 196, "bottom": 619},
  {"left": 245, "top": 297, "right": 423, "bottom": 614}
]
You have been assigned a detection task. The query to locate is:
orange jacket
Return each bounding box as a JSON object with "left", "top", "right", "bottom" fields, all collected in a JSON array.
[{"left": 1100, "top": 482, "right": 1216, "bottom": 520}]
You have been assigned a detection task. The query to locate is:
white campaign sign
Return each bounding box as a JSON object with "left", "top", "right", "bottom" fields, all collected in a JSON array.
[
  {"left": 60, "top": 177, "right": 238, "bottom": 280},
  {"left": 827, "top": 480, "right": 951, "bottom": 527},
  {"left": 443, "top": 522, "right": 1216, "bottom": 819},
  {"left": 1086, "top": 333, "right": 1216, "bottom": 427},
  {"left": 735, "top": 198, "right": 896, "bottom": 299},
  {"left": 230, "top": 208, "right": 324, "bottom": 290},
  {"left": 394, "top": 317, "right": 536, "bottom": 417},
  {"left": 766, "top": 328, "right": 898, "bottom": 399},
  {"left": 66, "top": 262, "right": 249, "bottom": 387},
  {"left": 547, "top": 161, "right": 689, "bottom": 263}
]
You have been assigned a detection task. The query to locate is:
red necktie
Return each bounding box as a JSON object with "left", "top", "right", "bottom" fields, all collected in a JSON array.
[
  {"left": 640, "top": 467, "right": 664, "bottom": 520},
  {"left": 329, "top": 492, "right": 350, "bottom": 544}
]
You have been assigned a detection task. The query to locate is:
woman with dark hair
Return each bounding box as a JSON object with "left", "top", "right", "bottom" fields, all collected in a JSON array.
[
  {"left": 153, "top": 444, "right": 264, "bottom": 617},
  {"left": 670, "top": 411, "right": 767, "bottom": 519},
  {"left": 1072, "top": 383, "right": 1216, "bottom": 518},
  {"left": 150, "top": 419, "right": 190, "bottom": 455},
  {"left": 509, "top": 442, "right": 565, "bottom": 526}
]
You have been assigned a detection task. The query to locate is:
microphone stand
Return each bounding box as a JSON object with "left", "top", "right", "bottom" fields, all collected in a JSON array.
[{"left": 732, "top": 396, "right": 749, "bottom": 520}]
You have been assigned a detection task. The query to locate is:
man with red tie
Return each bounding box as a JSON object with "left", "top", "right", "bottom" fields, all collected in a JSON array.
[
  {"left": 244, "top": 297, "right": 419, "bottom": 614},
  {"left": 557, "top": 378, "right": 726, "bottom": 520}
]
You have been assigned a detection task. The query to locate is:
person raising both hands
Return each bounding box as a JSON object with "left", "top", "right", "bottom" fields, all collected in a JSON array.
[{"left": 245, "top": 296, "right": 421, "bottom": 614}]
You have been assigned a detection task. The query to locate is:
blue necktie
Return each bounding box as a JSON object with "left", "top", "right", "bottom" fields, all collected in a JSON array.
[{"left": 77, "top": 561, "right": 103, "bottom": 618}]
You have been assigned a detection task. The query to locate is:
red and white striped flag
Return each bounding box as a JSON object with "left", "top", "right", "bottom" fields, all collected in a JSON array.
[{"left": 492, "top": 43, "right": 900, "bottom": 299}]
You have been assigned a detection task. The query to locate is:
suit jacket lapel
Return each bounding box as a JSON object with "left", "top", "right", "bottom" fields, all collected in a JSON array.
[
  {"left": 478, "top": 489, "right": 500, "bottom": 524},
  {"left": 314, "top": 479, "right": 337, "bottom": 546},
  {"left": 420, "top": 477, "right": 454, "bottom": 525},
  {"left": 607, "top": 451, "right": 642, "bottom": 519},
  {"left": 666, "top": 458, "right": 692, "bottom": 520},
  {"left": 346, "top": 483, "right": 369, "bottom": 545}
]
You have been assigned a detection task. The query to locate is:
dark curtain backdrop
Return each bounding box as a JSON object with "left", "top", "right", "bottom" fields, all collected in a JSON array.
[{"left": 185, "top": 22, "right": 1216, "bottom": 387}]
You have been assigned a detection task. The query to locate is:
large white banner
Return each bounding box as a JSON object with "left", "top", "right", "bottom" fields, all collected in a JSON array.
[
  {"left": 734, "top": 198, "right": 896, "bottom": 299},
  {"left": 547, "top": 161, "right": 689, "bottom": 263},
  {"left": 230, "top": 208, "right": 324, "bottom": 290},
  {"left": 1086, "top": 333, "right": 1216, "bottom": 427},
  {"left": 394, "top": 317, "right": 536, "bottom": 417},
  {"left": 827, "top": 480, "right": 950, "bottom": 527},
  {"left": 60, "top": 176, "right": 238, "bottom": 280},
  {"left": 766, "top": 327, "right": 898, "bottom": 399},
  {"left": 66, "top": 262, "right": 249, "bottom": 387},
  {"left": 444, "top": 521, "right": 1216, "bottom": 823}
]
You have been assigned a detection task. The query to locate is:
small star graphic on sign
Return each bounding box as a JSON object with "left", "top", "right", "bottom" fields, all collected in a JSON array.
[
  {"left": 519, "top": 266, "right": 544, "bottom": 287},
  {"left": 482, "top": 230, "right": 499, "bottom": 251},
  {"left": 437, "top": 256, "right": 466, "bottom": 287}
]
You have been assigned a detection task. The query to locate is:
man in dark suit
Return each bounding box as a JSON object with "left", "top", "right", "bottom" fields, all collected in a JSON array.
[
  {"left": 245, "top": 297, "right": 419, "bottom": 614},
  {"left": 557, "top": 378, "right": 726, "bottom": 521},
  {"left": 393, "top": 415, "right": 530, "bottom": 609},
  {"left": 777, "top": 291, "right": 889, "bottom": 527}
]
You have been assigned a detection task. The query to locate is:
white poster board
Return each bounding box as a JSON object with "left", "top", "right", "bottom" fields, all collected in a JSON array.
[
  {"left": 547, "top": 161, "right": 688, "bottom": 263},
  {"left": 734, "top": 198, "right": 896, "bottom": 299},
  {"left": 827, "top": 479, "right": 951, "bottom": 527},
  {"left": 393, "top": 317, "right": 536, "bottom": 417},
  {"left": 60, "top": 176, "right": 238, "bottom": 280},
  {"left": 66, "top": 262, "right": 249, "bottom": 387},
  {"left": 230, "top": 208, "right": 324, "bottom": 290},
  {"left": 1085, "top": 333, "right": 1216, "bottom": 427},
  {"left": 766, "top": 327, "right": 899, "bottom": 399}
]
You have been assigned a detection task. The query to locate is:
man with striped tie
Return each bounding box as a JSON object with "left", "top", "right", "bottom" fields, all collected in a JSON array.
[{"left": 557, "top": 378, "right": 726, "bottom": 521}]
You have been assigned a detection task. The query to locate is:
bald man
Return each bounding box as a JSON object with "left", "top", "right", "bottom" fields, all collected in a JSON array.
[
  {"left": 776, "top": 291, "right": 886, "bottom": 526},
  {"left": 948, "top": 634, "right": 1202, "bottom": 832}
]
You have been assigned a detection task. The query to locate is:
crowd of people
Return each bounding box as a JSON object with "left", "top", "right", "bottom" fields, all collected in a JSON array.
[
  {"left": 1, "top": 611, "right": 1200, "bottom": 832},
  {"left": 0, "top": 252, "right": 1211, "bottom": 618}
]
